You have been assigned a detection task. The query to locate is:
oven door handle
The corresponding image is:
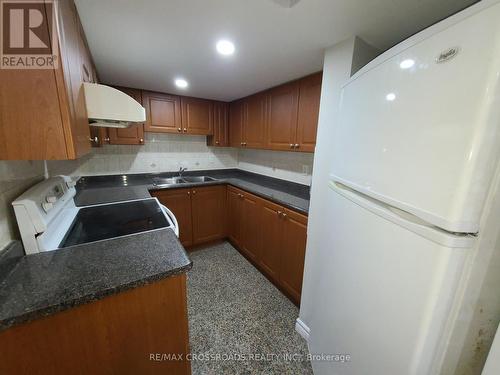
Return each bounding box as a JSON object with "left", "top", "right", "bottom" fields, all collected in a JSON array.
[{"left": 160, "top": 204, "right": 179, "bottom": 238}]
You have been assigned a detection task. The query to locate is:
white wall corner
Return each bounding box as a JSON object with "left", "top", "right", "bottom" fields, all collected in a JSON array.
[{"left": 295, "top": 317, "right": 311, "bottom": 341}]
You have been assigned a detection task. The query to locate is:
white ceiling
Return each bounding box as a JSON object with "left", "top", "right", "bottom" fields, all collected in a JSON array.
[{"left": 75, "top": 0, "right": 477, "bottom": 101}]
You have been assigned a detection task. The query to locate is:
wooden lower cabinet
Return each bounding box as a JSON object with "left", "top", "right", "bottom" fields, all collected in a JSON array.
[
  {"left": 280, "top": 208, "right": 308, "bottom": 303},
  {"left": 240, "top": 193, "right": 262, "bottom": 262},
  {"left": 259, "top": 199, "right": 284, "bottom": 283},
  {"left": 227, "top": 186, "right": 308, "bottom": 305},
  {"left": 0, "top": 275, "right": 191, "bottom": 375},
  {"left": 191, "top": 185, "right": 226, "bottom": 245},
  {"left": 152, "top": 188, "right": 193, "bottom": 246},
  {"left": 227, "top": 187, "right": 243, "bottom": 247},
  {"left": 152, "top": 186, "right": 226, "bottom": 247}
]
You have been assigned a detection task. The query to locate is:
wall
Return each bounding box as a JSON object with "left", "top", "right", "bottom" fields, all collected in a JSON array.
[
  {"left": 0, "top": 161, "right": 45, "bottom": 250},
  {"left": 297, "top": 37, "right": 379, "bottom": 373},
  {"left": 237, "top": 149, "right": 313, "bottom": 185},
  {"left": 48, "top": 133, "right": 238, "bottom": 176}
]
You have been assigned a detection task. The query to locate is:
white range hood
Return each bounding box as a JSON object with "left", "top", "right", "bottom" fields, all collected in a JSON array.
[{"left": 83, "top": 83, "right": 146, "bottom": 128}]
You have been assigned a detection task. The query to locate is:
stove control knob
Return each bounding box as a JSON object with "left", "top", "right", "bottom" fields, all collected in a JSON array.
[
  {"left": 46, "top": 196, "right": 57, "bottom": 203},
  {"left": 42, "top": 202, "right": 54, "bottom": 212},
  {"left": 66, "top": 181, "right": 76, "bottom": 189}
]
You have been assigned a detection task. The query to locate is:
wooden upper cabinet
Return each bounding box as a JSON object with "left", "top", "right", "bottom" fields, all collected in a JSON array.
[
  {"left": 55, "top": 0, "right": 93, "bottom": 159},
  {"left": 266, "top": 82, "right": 299, "bottom": 151},
  {"left": 229, "top": 100, "right": 244, "bottom": 147},
  {"left": 181, "top": 97, "right": 213, "bottom": 135},
  {"left": 107, "top": 87, "right": 145, "bottom": 145},
  {"left": 191, "top": 185, "right": 226, "bottom": 244},
  {"left": 0, "top": 0, "right": 94, "bottom": 160},
  {"left": 208, "top": 102, "right": 229, "bottom": 147},
  {"left": 280, "top": 208, "right": 308, "bottom": 303},
  {"left": 243, "top": 93, "right": 267, "bottom": 148},
  {"left": 226, "top": 72, "right": 321, "bottom": 153},
  {"left": 296, "top": 72, "right": 322, "bottom": 152},
  {"left": 143, "top": 91, "right": 182, "bottom": 133},
  {"left": 151, "top": 188, "right": 193, "bottom": 247}
]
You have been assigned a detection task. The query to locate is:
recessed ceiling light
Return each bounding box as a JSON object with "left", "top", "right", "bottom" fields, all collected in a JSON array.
[
  {"left": 386, "top": 93, "right": 396, "bottom": 101},
  {"left": 175, "top": 78, "right": 188, "bottom": 88},
  {"left": 216, "top": 40, "right": 235, "bottom": 56},
  {"left": 400, "top": 59, "right": 415, "bottom": 69}
]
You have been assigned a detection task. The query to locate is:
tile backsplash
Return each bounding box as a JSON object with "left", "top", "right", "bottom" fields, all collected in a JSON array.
[
  {"left": 47, "top": 133, "right": 314, "bottom": 186},
  {"left": 237, "top": 149, "right": 314, "bottom": 185},
  {"left": 0, "top": 161, "right": 45, "bottom": 250},
  {"left": 48, "top": 133, "right": 239, "bottom": 176}
]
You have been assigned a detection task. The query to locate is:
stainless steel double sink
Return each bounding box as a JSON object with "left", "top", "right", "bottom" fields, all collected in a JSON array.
[{"left": 152, "top": 175, "right": 217, "bottom": 187}]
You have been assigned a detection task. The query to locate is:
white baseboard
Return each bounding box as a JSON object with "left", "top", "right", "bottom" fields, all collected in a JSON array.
[{"left": 295, "top": 317, "right": 310, "bottom": 341}]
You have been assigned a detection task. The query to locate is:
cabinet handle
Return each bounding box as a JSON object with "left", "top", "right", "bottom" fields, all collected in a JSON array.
[
  {"left": 139, "top": 138, "right": 144, "bottom": 143},
  {"left": 89, "top": 136, "right": 98, "bottom": 143},
  {"left": 277, "top": 210, "right": 282, "bottom": 216},
  {"left": 282, "top": 212, "right": 287, "bottom": 218},
  {"left": 183, "top": 128, "right": 187, "bottom": 132},
  {"left": 289, "top": 144, "right": 294, "bottom": 148},
  {"left": 187, "top": 191, "right": 191, "bottom": 195},
  {"left": 178, "top": 128, "right": 182, "bottom": 132},
  {"left": 215, "top": 141, "right": 220, "bottom": 144},
  {"left": 104, "top": 137, "right": 110, "bottom": 143},
  {"left": 240, "top": 142, "right": 244, "bottom": 146},
  {"left": 192, "top": 190, "right": 196, "bottom": 195},
  {"left": 243, "top": 142, "right": 247, "bottom": 146},
  {"left": 294, "top": 144, "right": 299, "bottom": 148}
]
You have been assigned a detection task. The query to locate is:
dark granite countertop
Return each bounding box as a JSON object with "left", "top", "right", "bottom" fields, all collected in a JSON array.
[
  {"left": 0, "top": 229, "right": 191, "bottom": 331},
  {"left": 75, "top": 169, "right": 310, "bottom": 214}
]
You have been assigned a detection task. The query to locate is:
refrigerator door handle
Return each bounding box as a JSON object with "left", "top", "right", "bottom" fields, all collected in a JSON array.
[{"left": 328, "top": 180, "right": 475, "bottom": 248}]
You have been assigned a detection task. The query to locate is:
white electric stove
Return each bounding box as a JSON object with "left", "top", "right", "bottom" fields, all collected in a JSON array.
[{"left": 12, "top": 176, "right": 179, "bottom": 254}]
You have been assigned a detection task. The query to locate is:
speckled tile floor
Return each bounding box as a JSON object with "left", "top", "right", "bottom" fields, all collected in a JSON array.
[{"left": 186, "top": 241, "right": 313, "bottom": 375}]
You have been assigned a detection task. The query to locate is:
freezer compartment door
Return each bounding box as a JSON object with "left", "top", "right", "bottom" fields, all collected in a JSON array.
[
  {"left": 331, "top": 2, "right": 500, "bottom": 233},
  {"left": 308, "top": 186, "right": 472, "bottom": 375}
]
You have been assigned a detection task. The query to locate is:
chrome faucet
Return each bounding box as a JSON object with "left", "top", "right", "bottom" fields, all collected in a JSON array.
[{"left": 179, "top": 167, "right": 187, "bottom": 178}]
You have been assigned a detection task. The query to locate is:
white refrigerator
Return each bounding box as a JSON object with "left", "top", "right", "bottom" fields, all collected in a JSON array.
[{"left": 307, "top": 1, "right": 500, "bottom": 374}]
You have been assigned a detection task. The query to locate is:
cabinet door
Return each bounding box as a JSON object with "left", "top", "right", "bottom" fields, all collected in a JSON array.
[
  {"left": 55, "top": 0, "right": 92, "bottom": 159},
  {"left": 240, "top": 192, "right": 262, "bottom": 262},
  {"left": 243, "top": 93, "right": 267, "bottom": 149},
  {"left": 227, "top": 187, "right": 243, "bottom": 247},
  {"left": 208, "top": 102, "right": 228, "bottom": 147},
  {"left": 181, "top": 97, "right": 213, "bottom": 135},
  {"left": 108, "top": 87, "right": 145, "bottom": 145},
  {"left": 151, "top": 189, "right": 193, "bottom": 247},
  {"left": 266, "top": 82, "right": 299, "bottom": 151},
  {"left": 259, "top": 200, "right": 284, "bottom": 282},
  {"left": 280, "top": 208, "right": 308, "bottom": 304},
  {"left": 229, "top": 100, "right": 244, "bottom": 147},
  {"left": 191, "top": 185, "right": 227, "bottom": 245},
  {"left": 296, "top": 72, "right": 322, "bottom": 152},
  {"left": 143, "top": 91, "right": 182, "bottom": 133}
]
